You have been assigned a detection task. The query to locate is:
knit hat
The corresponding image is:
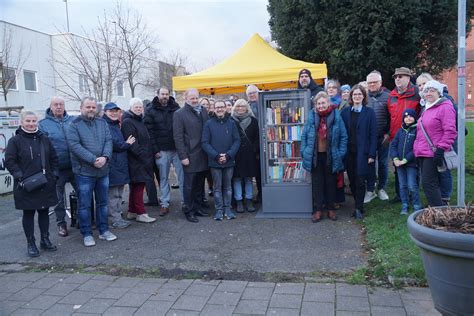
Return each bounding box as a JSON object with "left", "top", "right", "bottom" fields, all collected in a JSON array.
[
  {"left": 422, "top": 80, "right": 445, "bottom": 97},
  {"left": 340, "top": 84, "right": 351, "bottom": 92},
  {"left": 298, "top": 68, "right": 312, "bottom": 79},
  {"left": 403, "top": 108, "right": 417, "bottom": 122}
]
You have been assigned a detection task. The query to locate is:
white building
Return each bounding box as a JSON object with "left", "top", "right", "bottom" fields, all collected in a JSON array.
[{"left": 0, "top": 20, "right": 175, "bottom": 115}]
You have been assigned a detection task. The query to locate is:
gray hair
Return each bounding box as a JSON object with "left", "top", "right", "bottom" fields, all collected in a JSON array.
[
  {"left": 367, "top": 70, "right": 382, "bottom": 81},
  {"left": 325, "top": 79, "right": 340, "bottom": 92},
  {"left": 80, "top": 96, "right": 97, "bottom": 107},
  {"left": 129, "top": 97, "right": 143, "bottom": 108},
  {"left": 50, "top": 96, "right": 65, "bottom": 105},
  {"left": 21, "top": 111, "right": 38, "bottom": 121},
  {"left": 416, "top": 72, "right": 434, "bottom": 84},
  {"left": 231, "top": 99, "right": 255, "bottom": 117},
  {"left": 246, "top": 84, "right": 259, "bottom": 96}
]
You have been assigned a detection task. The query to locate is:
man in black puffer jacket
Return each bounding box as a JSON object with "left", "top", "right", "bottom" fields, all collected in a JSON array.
[{"left": 144, "top": 87, "right": 183, "bottom": 216}]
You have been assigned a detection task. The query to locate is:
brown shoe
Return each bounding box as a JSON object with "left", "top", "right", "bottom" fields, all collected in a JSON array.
[
  {"left": 58, "top": 225, "right": 68, "bottom": 237},
  {"left": 327, "top": 210, "right": 337, "bottom": 221},
  {"left": 159, "top": 206, "right": 169, "bottom": 217},
  {"left": 311, "top": 211, "right": 322, "bottom": 223}
]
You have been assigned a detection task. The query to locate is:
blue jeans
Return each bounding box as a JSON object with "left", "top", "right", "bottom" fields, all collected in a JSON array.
[
  {"left": 211, "top": 167, "right": 233, "bottom": 211},
  {"left": 155, "top": 150, "right": 184, "bottom": 207},
  {"left": 76, "top": 175, "right": 109, "bottom": 236},
  {"left": 233, "top": 177, "right": 253, "bottom": 200},
  {"left": 397, "top": 166, "right": 421, "bottom": 210},
  {"left": 367, "top": 139, "right": 389, "bottom": 191},
  {"left": 438, "top": 169, "right": 453, "bottom": 201}
]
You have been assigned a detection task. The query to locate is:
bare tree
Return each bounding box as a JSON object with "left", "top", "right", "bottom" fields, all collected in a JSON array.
[
  {"left": 0, "top": 25, "right": 29, "bottom": 105},
  {"left": 112, "top": 2, "right": 157, "bottom": 97},
  {"left": 143, "top": 49, "right": 188, "bottom": 90},
  {"left": 51, "top": 13, "right": 124, "bottom": 102}
]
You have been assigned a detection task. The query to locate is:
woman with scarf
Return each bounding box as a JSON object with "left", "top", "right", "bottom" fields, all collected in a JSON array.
[
  {"left": 413, "top": 80, "right": 457, "bottom": 207},
  {"left": 302, "top": 92, "right": 348, "bottom": 223},
  {"left": 231, "top": 99, "right": 259, "bottom": 213},
  {"left": 341, "top": 85, "right": 377, "bottom": 219},
  {"left": 5, "top": 111, "right": 59, "bottom": 257}
]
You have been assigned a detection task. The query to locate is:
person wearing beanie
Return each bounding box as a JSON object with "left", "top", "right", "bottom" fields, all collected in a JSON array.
[
  {"left": 413, "top": 80, "right": 457, "bottom": 207},
  {"left": 297, "top": 68, "right": 324, "bottom": 100},
  {"left": 390, "top": 109, "right": 420, "bottom": 214}
]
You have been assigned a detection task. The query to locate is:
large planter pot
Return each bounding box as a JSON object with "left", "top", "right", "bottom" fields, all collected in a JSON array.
[{"left": 407, "top": 208, "right": 474, "bottom": 316}]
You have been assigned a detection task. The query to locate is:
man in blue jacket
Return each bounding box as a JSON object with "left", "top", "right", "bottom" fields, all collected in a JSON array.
[
  {"left": 39, "top": 96, "right": 75, "bottom": 237},
  {"left": 67, "top": 97, "right": 116, "bottom": 247}
]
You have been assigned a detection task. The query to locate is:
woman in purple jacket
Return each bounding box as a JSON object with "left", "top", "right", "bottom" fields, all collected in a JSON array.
[{"left": 413, "top": 80, "right": 457, "bottom": 207}]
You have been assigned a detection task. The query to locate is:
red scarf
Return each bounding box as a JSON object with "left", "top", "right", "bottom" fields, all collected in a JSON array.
[{"left": 316, "top": 107, "right": 334, "bottom": 140}]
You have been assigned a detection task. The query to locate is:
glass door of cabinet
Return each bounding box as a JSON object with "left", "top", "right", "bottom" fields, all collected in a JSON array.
[{"left": 261, "top": 90, "right": 310, "bottom": 185}]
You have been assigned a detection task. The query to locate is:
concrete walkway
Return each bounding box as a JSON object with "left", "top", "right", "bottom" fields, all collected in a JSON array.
[{"left": 0, "top": 270, "right": 440, "bottom": 316}]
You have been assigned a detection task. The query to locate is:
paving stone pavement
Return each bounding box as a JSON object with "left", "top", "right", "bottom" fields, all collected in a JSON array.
[{"left": 0, "top": 272, "right": 440, "bottom": 316}]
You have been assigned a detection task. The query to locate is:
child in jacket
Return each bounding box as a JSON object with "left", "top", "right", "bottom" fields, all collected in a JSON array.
[{"left": 390, "top": 109, "right": 421, "bottom": 214}]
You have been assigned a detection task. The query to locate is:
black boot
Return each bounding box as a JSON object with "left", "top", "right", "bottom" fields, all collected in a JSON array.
[
  {"left": 40, "top": 234, "right": 57, "bottom": 252},
  {"left": 236, "top": 200, "right": 245, "bottom": 213},
  {"left": 246, "top": 199, "right": 256, "bottom": 212},
  {"left": 27, "top": 237, "right": 40, "bottom": 257}
]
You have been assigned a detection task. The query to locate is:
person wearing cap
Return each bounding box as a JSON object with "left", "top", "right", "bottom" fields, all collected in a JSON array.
[
  {"left": 413, "top": 80, "right": 457, "bottom": 207},
  {"left": 39, "top": 96, "right": 76, "bottom": 237},
  {"left": 339, "top": 84, "right": 351, "bottom": 111},
  {"left": 104, "top": 103, "right": 136, "bottom": 229},
  {"left": 121, "top": 98, "right": 157, "bottom": 223},
  {"left": 364, "top": 70, "right": 391, "bottom": 203},
  {"left": 297, "top": 69, "right": 324, "bottom": 101},
  {"left": 390, "top": 109, "right": 420, "bottom": 215},
  {"left": 387, "top": 67, "right": 421, "bottom": 203}
]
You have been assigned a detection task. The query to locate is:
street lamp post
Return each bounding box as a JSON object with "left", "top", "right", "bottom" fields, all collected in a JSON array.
[
  {"left": 63, "top": 0, "right": 70, "bottom": 32},
  {"left": 457, "top": 0, "right": 466, "bottom": 206}
]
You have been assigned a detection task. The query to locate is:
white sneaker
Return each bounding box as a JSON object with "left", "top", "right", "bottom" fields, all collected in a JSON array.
[
  {"left": 126, "top": 212, "right": 137, "bottom": 220},
  {"left": 99, "top": 231, "right": 117, "bottom": 241},
  {"left": 364, "top": 191, "right": 377, "bottom": 203},
  {"left": 378, "top": 189, "right": 389, "bottom": 201},
  {"left": 136, "top": 213, "right": 157, "bottom": 223},
  {"left": 83, "top": 235, "right": 96, "bottom": 247}
]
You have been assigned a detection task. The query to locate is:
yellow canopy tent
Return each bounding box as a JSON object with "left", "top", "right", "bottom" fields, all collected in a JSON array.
[{"left": 172, "top": 34, "right": 327, "bottom": 95}]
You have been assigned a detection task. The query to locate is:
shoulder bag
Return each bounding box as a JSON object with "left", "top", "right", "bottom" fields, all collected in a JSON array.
[
  {"left": 419, "top": 119, "right": 458, "bottom": 171},
  {"left": 21, "top": 138, "right": 48, "bottom": 192}
]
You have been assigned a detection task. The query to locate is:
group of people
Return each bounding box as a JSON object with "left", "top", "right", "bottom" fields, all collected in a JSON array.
[
  {"left": 5, "top": 86, "right": 261, "bottom": 256},
  {"left": 300, "top": 67, "right": 458, "bottom": 222},
  {"left": 5, "top": 65, "right": 459, "bottom": 257}
]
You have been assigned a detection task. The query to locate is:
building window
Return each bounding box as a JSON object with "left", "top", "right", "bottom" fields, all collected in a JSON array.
[
  {"left": 3, "top": 67, "right": 17, "bottom": 90},
  {"left": 23, "top": 70, "right": 37, "bottom": 92},
  {"left": 79, "top": 74, "right": 89, "bottom": 93},
  {"left": 117, "top": 80, "right": 124, "bottom": 97}
]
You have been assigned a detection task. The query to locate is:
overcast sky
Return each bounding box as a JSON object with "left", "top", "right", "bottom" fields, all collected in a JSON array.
[{"left": 1, "top": 0, "right": 271, "bottom": 72}]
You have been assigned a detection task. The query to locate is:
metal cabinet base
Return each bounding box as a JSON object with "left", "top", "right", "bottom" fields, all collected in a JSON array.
[{"left": 256, "top": 183, "right": 312, "bottom": 218}]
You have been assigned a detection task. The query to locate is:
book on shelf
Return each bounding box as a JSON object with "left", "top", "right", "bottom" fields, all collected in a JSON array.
[
  {"left": 266, "top": 126, "right": 302, "bottom": 141},
  {"left": 268, "top": 160, "right": 306, "bottom": 181},
  {"left": 265, "top": 100, "right": 305, "bottom": 125},
  {"left": 268, "top": 142, "right": 301, "bottom": 159}
]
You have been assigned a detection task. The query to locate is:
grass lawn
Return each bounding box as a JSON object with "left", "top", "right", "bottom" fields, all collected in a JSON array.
[{"left": 356, "top": 121, "right": 474, "bottom": 286}]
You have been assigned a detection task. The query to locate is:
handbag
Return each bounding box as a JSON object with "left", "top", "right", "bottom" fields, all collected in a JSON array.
[
  {"left": 419, "top": 119, "right": 458, "bottom": 171},
  {"left": 20, "top": 138, "right": 48, "bottom": 192}
]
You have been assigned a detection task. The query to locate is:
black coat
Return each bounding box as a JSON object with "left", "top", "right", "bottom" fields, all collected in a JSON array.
[
  {"left": 121, "top": 111, "right": 153, "bottom": 183},
  {"left": 5, "top": 128, "right": 59, "bottom": 210},
  {"left": 104, "top": 115, "right": 130, "bottom": 186},
  {"left": 144, "top": 96, "right": 180, "bottom": 154},
  {"left": 173, "top": 104, "right": 209, "bottom": 173},
  {"left": 232, "top": 116, "right": 260, "bottom": 178}
]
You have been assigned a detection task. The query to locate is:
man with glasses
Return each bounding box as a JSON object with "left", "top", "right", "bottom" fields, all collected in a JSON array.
[
  {"left": 387, "top": 67, "right": 421, "bottom": 203},
  {"left": 364, "top": 71, "right": 390, "bottom": 203}
]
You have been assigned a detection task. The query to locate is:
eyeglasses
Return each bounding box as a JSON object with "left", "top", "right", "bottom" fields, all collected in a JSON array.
[
  {"left": 367, "top": 81, "right": 379, "bottom": 85},
  {"left": 394, "top": 75, "right": 407, "bottom": 79},
  {"left": 352, "top": 93, "right": 364, "bottom": 96}
]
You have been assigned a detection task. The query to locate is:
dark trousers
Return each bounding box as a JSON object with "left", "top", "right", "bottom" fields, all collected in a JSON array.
[
  {"left": 183, "top": 171, "right": 206, "bottom": 215},
  {"left": 311, "top": 153, "right": 336, "bottom": 212},
  {"left": 129, "top": 182, "right": 146, "bottom": 215},
  {"left": 420, "top": 157, "right": 443, "bottom": 207},
  {"left": 145, "top": 163, "right": 160, "bottom": 204},
  {"left": 23, "top": 208, "right": 49, "bottom": 240},
  {"left": 346, "top": 152, "right": 367, "bottom": 212}
]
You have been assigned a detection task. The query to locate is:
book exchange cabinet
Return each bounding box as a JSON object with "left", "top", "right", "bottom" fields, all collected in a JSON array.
[{"left": 256, "top": 89, "right": 312, "bottom": 218}]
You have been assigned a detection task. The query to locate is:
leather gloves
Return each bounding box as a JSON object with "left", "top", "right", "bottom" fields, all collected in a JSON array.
[{"left": 434, "top": 148, "right": 445, "bottom": 167}]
